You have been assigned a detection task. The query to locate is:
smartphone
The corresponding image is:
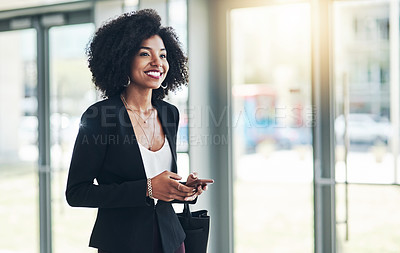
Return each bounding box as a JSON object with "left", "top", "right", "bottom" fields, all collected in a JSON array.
[{"left": 186, "top": 178, "right": 214, "bottom": 187}]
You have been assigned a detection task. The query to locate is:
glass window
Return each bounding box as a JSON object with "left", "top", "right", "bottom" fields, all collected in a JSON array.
[
  {"left": 167, "top": 0, "right": 189, "bottom": 180},
  {"left": 230, "top": 4, "right": 313, "bottom": 252},
  {"left": 49, "top": 23, "right": 97, "bottom": 253},
  {"left": 0, "top": 29, "right": 39, "bottom": 253},
  {"left": 334, "top": 1, "right": 400, "bottom": 252},
  {"left": 334, "top": 1, "right": 393, "bottom": 184}
]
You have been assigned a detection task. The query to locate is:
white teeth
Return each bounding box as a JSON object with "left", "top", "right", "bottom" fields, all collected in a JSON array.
[{"left": 146, "top": 71, "right": 161, "bottom": 77}]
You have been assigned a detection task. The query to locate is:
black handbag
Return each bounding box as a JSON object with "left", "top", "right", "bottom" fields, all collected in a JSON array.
[{"left": 177, "top": 203, "right": 210, "bottom": 253}]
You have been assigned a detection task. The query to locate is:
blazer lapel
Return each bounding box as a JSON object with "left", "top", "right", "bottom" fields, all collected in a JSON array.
[
  {"left": 153, "top": 100, "right": 178, "bottom": 174},
  {"left": 113, "top": 95, "right": 147, "bottom": 179}
]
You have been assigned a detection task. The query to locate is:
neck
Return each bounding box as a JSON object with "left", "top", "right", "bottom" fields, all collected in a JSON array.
[{"left": 123, "top": 85, "right": 153, "bottom": 111}]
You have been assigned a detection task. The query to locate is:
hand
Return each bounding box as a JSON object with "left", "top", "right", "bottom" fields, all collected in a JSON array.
[
  {"left": 186, "top": 172, "right": 198, "bottom": 187},
  {"left": 150, "top": 171, "right": 196, "bottom": 202},
  {"left": 184, "top": 172, "right": 209, "bottom": 202}
]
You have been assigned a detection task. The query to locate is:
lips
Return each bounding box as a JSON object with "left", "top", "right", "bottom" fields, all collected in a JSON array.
[{"left": 145, "top": 70, "right": 163, "bottom": 79}]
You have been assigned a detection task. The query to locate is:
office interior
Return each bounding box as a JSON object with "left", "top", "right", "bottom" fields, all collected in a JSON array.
[{"left": 0, "top": 0, "right": 400, "bottom": 252}]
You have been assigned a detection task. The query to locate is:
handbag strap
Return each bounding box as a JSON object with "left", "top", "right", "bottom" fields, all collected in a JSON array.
[{"left": 183, "top": 203, "right": 191, "bottom": 219}]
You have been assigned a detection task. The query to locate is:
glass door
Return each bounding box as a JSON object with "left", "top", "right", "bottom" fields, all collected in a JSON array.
[
  {"left": 333, "top": 1, "right": 400, "bottom": 252},
  {"left": 49, "top": 23, "right": 97, "bottom": 253},
  {"left": 0, "top": 29, "right": 39, "bottom": 252},
  {"left": 230, "top": 3, "right": 314, "bottom": 252}
]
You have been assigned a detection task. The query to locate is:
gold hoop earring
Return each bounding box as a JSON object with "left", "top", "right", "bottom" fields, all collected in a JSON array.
[
  {"left": 160, "top": 83, "right": 167, "bottom": 89},
  {"left": 124, "top": 76, "right": 131, "bottom": 87}
]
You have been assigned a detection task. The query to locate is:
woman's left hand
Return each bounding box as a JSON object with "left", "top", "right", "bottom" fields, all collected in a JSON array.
[{"left": 185, "top": 172, "right": 208, "bottom": 201}]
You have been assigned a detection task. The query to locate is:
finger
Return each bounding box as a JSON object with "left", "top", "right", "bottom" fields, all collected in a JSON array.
[
  {"left": 157, "top": 195, "right": 174, "bottom": 202},
  {"left": 157, "top": 189, "right": 188, "bottom": 201},
  {"left": 186, "top": 175, "right": 196, "bottom": 185},
  {"left": 202, "top": 185, "right": 208, "bottom": 191},
  {"left": 191, "top": 172, "right": 198, "bottom": 179},
  {"left": 152, "top": 191, "right": 174, "bottom": 202},
  {"left": 174, "top": 182, "right": 195, "bottom": 193},
  {"left": 167, "top": 192, "right": 192, "bottom": 202},
  {"left": 171, "top": 187, "right": 196, "bottom": 198},
  {"left": 163, "top": 197, "right": 175, "bottom": 202},
  {"left": 196, "top": 185, "right": 203, "bottom": 195},
  {"left": 167, "top": 171, "right": 182, "bottom": 181},
  {"left": 184, "top": 193, "right": 198, "bottom": 202}
]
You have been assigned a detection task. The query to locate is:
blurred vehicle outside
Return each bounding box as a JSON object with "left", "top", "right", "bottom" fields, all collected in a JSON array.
[{"left": 335, "top": 113, "right": 391, "bottom": 145}]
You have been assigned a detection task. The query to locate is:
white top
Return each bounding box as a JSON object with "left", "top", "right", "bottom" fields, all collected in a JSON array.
[{"left": 138, "top": 137, "right": 172, "bottom": 202}]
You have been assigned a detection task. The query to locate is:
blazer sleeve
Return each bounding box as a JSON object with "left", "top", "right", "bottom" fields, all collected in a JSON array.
[{"left": 65, "top": 105, "right": 149, "bottom": 209}]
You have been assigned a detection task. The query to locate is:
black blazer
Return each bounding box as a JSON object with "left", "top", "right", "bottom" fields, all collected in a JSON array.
[{"left": 66, "top": 95, "right": 185, "bottom": 253}]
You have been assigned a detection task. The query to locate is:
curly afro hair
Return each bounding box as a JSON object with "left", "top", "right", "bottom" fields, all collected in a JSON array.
[{"left": 86, "top": 9, "right": 188, "bottom": 99}]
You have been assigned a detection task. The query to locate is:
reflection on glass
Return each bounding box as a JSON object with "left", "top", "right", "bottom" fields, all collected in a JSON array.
[
  {"left": 49, "top": 23, "right": 97, "bottom": 253},
  {"left": 0, "top": 29, "right": 38, "bottom": 252},
  {"left": 334, "top": 1, "right": 400, "bottom": 252},
  {"left": 230, "top": 4, "right": 313, "bottom": 252},
  {"left": 334, "top": 1, "right": 394, "bottom": 184}
]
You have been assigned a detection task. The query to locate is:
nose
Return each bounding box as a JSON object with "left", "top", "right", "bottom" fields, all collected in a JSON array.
[{"left": 151, "top": 55, "right": 163, "bottom": 68}]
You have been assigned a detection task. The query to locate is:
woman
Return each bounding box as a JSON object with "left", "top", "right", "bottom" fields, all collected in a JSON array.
[{"left": 66, "top": 9, "right": 209, "bottom": 253}]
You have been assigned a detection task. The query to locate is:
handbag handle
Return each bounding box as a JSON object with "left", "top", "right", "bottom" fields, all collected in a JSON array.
[{"left": 183, "top": 203, "right": 191, "bottom": 219}]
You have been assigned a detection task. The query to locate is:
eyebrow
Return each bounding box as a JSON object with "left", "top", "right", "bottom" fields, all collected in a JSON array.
[{"left": 140, "top": 46, "right": 166, "bottom": 51}]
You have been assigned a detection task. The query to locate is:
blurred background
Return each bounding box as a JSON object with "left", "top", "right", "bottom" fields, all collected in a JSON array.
[{"left": 0, "top": 0, "right": 399, "bottom": 253}]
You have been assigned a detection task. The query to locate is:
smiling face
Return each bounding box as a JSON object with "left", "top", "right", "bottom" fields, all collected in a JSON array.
[{"left": 130, "top": 35, "right": 169, "bottom": 90}]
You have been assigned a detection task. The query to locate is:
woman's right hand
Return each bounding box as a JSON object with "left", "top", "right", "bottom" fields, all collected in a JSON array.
[{"left": 150, "top": 171, "right": 196, "bottom": 202}]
